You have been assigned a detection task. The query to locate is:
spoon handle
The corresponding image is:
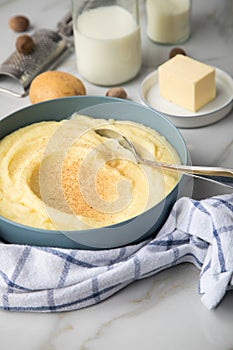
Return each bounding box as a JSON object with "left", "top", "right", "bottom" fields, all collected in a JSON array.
[{"left": 141, "top": 159, "right": 233, "bottom": 189}]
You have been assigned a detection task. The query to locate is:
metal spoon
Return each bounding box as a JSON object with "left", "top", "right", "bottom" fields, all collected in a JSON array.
[{"left": 95, "top": 128, "right": 233, "bottom": 189}]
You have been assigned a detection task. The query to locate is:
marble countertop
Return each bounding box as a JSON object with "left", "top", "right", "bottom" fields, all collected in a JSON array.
[{"left": 0, "top": 0, "right": 233, "bottom": 349}]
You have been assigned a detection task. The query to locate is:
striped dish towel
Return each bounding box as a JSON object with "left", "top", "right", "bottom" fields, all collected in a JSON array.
[{"left": 0, "top": 194, "right": 232, "bottom": 312}]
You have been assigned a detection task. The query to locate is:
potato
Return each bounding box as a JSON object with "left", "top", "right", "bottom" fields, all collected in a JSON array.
[{"left": 29, "top": 71, "right": 86, "bottom": 104}]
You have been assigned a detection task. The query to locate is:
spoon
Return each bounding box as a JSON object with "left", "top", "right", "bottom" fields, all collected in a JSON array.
[{"left": 95, "top": 128, "right": 233, "bottom": 189}]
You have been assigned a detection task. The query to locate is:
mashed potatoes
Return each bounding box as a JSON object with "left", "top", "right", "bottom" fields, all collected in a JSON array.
[{"left": 0, "top": 114, "right": 180, "bottom": 230}]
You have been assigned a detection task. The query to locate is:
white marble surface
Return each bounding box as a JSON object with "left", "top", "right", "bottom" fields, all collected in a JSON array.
[{"left": 0, "top": 0, "right": 233, "bottom": 349}]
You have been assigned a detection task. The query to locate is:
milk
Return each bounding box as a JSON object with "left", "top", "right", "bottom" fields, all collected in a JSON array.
[
  {"left": 146, "top": 0, "right": 191, "bottom": 44},
  {"left": 74, "top": 5, "right": 141, "bottom": 85}
]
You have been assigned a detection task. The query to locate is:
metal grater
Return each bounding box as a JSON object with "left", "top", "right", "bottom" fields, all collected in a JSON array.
[{"left": 0, "top": 12, "right": 74, "bottom": 97}]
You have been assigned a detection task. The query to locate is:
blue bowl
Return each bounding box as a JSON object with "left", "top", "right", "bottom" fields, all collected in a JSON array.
[{"left": 0, "top": 96, "right": 187, "bottom": 249}]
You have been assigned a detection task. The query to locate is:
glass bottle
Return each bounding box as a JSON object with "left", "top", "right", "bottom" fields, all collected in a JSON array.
[
  {"left": 72, "top": 0, "right": 141, "bottom": 86},
  {"left": 146, "top": 0, "right": 191, "bottom": 44}
]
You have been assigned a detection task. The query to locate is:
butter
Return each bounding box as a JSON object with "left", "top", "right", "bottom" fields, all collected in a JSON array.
[{"left": 158, "top": 54, "right": 216, "bottom": 112}]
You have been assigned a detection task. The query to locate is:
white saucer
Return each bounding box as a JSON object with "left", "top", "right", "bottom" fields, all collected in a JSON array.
[{"left": 140, "top": 67, "right": 233, "bottom": 128}]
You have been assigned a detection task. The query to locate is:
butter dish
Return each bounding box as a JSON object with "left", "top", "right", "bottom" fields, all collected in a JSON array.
[{"left": 140, "top": 67, "right": 233, "bottom": 128}]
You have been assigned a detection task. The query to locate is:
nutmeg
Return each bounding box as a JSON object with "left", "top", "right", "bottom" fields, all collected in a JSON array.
[
  {"left": 9, "top": 15, "right": 30, "bottom": 32},
  {"left": 169, "top": 47, "right": 187, "bottom": 59},
  {"left": 16, "top": 34, "right": 35, "bottom": 55},
  {"left": 106, "top": 87, "right": 127, "bottom": 99}
]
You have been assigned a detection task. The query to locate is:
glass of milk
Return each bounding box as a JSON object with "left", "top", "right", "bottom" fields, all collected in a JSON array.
[
  {"left": 146, "top": 0, "right": 191, "bottom": 44},
  {"left": 72, "top": 0, "right": 141, "bottom": 86}
]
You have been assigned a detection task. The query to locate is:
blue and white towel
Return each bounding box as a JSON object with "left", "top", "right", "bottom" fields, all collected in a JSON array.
[{"left": 0, "top": 194, "right": 232, "bottom": 312}]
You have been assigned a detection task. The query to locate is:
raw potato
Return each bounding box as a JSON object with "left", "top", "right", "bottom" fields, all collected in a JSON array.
[{"left": 29, "top": 71, "right": 86, "bottom": 104}]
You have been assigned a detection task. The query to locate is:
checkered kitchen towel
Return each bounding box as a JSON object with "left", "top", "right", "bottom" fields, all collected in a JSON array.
[{"left": 0, "top": 194, "right": 232, "bottom": 312}]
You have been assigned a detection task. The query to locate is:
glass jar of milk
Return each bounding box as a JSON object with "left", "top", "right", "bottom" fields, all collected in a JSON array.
[
  {"left": 72, "top": 0, "right": 141, "bottom": 86},
  {"left": 146, "top": 0, "right": 191, "bottom": 44}
]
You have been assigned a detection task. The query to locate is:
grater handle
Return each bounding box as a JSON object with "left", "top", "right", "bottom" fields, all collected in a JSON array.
[
  {"left": 0, "top": 86, "right": 26, "bottom": 98},
  {"left": 57, "top": 11, "right": 73, "bottom": 37}
]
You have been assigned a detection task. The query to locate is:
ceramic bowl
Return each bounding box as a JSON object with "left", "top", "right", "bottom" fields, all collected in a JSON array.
[{"left": 0, "top": 96, "right": 188, "bottom": 249}]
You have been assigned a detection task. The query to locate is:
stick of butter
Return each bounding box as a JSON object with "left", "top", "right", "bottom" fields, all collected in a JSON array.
[{"left": 158, "top": 54, "right": 216, "bottom": 112}]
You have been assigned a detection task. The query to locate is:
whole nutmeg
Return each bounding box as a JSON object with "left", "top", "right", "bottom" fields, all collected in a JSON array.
[
  {"left": 106, "top": 87, "right": 127, "bottom": 99},
  {"left": 169, "top": 47, "right": 187, "bottom": 59},
  {"left": 9, "top": 15, "right": 30, "bottom": 32},
  {"left": 16, "top": 34, "right": 35, "bottom": 55}
]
